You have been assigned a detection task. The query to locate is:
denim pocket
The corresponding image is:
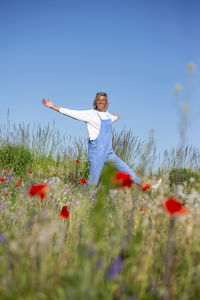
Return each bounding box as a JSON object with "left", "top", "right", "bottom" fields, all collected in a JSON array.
[{"left": 89, "top": 139, "right": 97, "bottom": 148}]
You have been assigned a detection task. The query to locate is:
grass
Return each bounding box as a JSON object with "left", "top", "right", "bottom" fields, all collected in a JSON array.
[{"left": 0, "top": 120, "right": 200, "bottom": 300}]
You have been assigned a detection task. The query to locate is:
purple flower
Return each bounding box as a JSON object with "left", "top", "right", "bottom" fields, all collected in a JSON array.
[
  {"left": 90, "top": 192, "right": 96, "bottom": 201},
  {"left": 107, "top": 254, "right": 123, "bottom": 279},
  {"left": 128, "top": 296, "right": 139, "bottom": 300},
  {"left": 61, "top": 185, "right": 69, "bottom": 196},
  {"left": 6, "top": 173, "right": 12, "bottom": 184},
  {"left": 0, "top": 233, "right": 5, "bottom": 244}
]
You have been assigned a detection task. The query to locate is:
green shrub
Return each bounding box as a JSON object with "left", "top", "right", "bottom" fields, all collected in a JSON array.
[
  {"left": 0, "top": 144, "right": 33, "bottom": 176},
  {"left": 169, "top": 167, "right": 200, "bottom": 192}
]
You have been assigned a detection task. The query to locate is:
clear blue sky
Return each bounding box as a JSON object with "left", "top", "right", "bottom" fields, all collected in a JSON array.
[{"left": 1, "top": 0, "right": 200, "bottom": 156}]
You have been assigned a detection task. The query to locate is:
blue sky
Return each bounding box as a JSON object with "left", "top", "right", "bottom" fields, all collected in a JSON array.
[{"left": 0, "top": 0, "right": 200, "bottom": 156}]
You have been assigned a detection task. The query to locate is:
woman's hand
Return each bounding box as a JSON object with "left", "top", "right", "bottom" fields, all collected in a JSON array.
[
  {"left": 42, "top": 98, "right": 54, "bottom": 108},
  {"left": 42, "top": 98, "right": 60, "bottom": 112},
  {"left": 113, "top": 113, "right": 120, "bottom": 119}
]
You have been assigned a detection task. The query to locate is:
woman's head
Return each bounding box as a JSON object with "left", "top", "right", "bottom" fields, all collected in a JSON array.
[{"left": 93, "top": 92, "right": 109, "bottom": 112}]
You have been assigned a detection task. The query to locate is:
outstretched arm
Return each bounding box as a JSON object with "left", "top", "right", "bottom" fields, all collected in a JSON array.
[
  {"left": 42, "top": 98, "right": 92, "bottom": 122},
  {"left": 42, "top": 98, "right": 60, "bottom": 112}
]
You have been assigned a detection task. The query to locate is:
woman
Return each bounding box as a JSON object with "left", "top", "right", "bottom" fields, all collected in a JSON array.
[{"left": 42, "top": 92, "right": 161, "bottom": 190}]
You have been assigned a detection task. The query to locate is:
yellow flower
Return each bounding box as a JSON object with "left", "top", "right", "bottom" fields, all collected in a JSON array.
[
  {"left": 187, "top": 62, "right": 195, "bottom": 72},
  {"left": 174, "top": 84, "right": 182, "bottom": 92}
]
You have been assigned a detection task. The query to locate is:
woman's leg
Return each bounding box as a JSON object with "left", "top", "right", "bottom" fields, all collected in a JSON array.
[
  {"left": 105, "top": 152, "right": 141, "bottom": 184},
  {"left": 87, "top": 158, "right": 105, "bottom": 188}
]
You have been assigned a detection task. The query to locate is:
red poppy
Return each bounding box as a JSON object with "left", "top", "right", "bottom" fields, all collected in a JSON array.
[
  {"left": 141, "top": 183, "right": 151, "bottom": 192},
  {"left": 70, "top": 178, "right": 74, "bottom": 181},
  {"left": 140, "top": 205, "right": 146, "bottom": 212},
  {"left": 79, "top": 178, "right": 87, "bottom": 183},
  {"left": 53, "top": 174, "right": 56, "bottom": 176},
  {"left": 0, "top": 178, "right": 5, "bottom": 182},
  {"left": 16, "top": 178, "right": 22, "bottom": 187},
  {"left": 29, "top": 171, "right": 33, "bottom": 174},
  {"left": 110, "top": 171, "right": 133, "bottom": 189},
  {"left": 3, "top": 192, "right": 9, "bottom": 196},
  {"left": 3, "top": 169, "right": 8, "bottom": 172},
  {"left": 75, "top": 160, "right": 79, "bottom": 163},
  {"left": 59, "top": 205, "right": 70, "bottom": 219},
  {"left": 163, "top": 197, "right": 188, "bottom": 216},
  {"left": 29, "top": 184, "right": 48, "bottom": 200}
]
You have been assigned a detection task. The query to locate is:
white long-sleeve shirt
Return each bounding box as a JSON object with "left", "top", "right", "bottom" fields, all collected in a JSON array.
[{"left": 59, "top": 107, "right": 119, "bottom": 140}]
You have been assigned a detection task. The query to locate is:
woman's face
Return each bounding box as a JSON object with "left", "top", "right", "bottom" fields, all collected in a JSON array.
[{"left": 96, "top": 96, "right": 107, "bottom": 112}]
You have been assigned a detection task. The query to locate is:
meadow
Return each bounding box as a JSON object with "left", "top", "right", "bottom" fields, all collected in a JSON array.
[{"left": 0, "top": 120, "right": 200, "bottom": 300}]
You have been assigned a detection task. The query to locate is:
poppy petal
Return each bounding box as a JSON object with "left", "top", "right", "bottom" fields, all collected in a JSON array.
[
  {"left": 59, "top": 205, "right": 70, "bottom": 219},
  {"left": 164, "top": 197, "right": 188, "bottom": 216}
]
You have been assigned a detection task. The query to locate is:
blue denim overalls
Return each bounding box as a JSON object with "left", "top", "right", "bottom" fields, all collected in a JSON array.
[{"left": 87, "top": 111, "right": 141, "bottom": 188}]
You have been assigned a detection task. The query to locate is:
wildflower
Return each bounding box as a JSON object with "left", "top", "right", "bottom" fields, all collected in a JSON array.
[
  {"left": 59, "top": 205, "right": 70, "bottom": 219},
  {"left": 110, "top": 171, "right": 133, "bottom": 189},
  {"left": 16, "top": 178, "right": 22, "bottom": 187},
  {"left": 107, "top": 253, "right": 124, "bottom": 279},
  {"left": 29, "top": 184, "right": 48, "bottom": 200},
  {"left": 79, "top": 178, "right": 87, "bottom": 184},
  {"left": 3, "top": 169, "right": 8, "bottom": 172},
  {"left": 3, "top": 192, "right": 9, "bottom": 197},
  {"left": 90, "top": 192, "right": 96, "bottom": 201},
  {"left": 70, "top": 178, "right": 74, "bottom": 181},
  {"left": 29, "top": 171, "right": 33, "bottom": 174},
  {"left": 61, "top": 185, "right": 69, "bottom": 195},
  {"left": 0, "top": 233, "right": 5, "bottom": 244},
  {"left": 163, "top": 197, "right": 188, "bottom": 216},
  {"left": 0, "top": 178, "right": 5, "bottom": 182},
  {"left": 187, "top": 62, "right": 195, "bottom": 72},
  {"left": 140, "top": 205, "right": 146, "bottom": 212},
  {"left": 75, "top": 160, "right": 79, "bottom": 163},
  {"left": 53, "top": 174, "right": 56, "bottom": 176},
  {"left": 174, "top": 84, "right": 182, "bottom": 92},
  {"left": 141, "top": 183, "right": 151, "bottom": 192}
]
